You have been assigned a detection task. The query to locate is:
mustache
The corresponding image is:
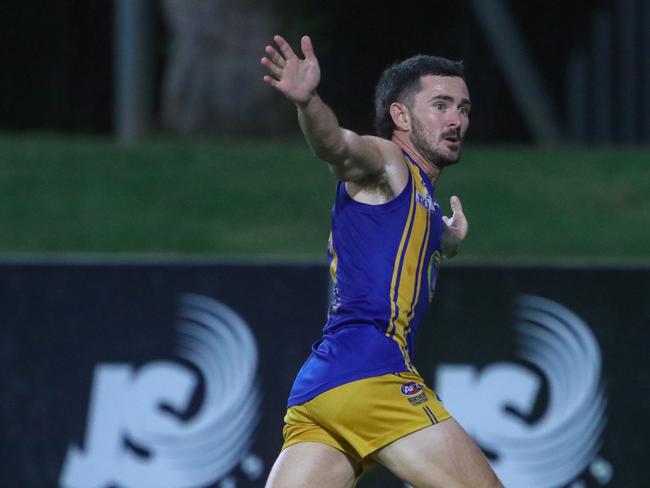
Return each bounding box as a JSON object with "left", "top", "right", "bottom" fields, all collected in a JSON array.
[{"left": 441, "top": 128, "right": 462, "bottom": 140}]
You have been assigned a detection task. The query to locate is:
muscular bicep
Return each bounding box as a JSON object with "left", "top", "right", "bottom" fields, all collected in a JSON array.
[{"left": 327, "top": 132, "right": 402, "bottom": 182}]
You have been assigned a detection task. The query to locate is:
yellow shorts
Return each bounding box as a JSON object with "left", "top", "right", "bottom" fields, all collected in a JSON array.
[{"left": 282, "top": 372, "right": 451, "bottom": 467}]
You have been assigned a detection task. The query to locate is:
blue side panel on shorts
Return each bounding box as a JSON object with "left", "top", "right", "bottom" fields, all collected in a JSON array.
[{"left": 288, "top": 155, "right": 444, "bottom": 407}]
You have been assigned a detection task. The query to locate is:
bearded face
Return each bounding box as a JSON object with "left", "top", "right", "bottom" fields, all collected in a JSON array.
[
  {"left": 410, "top": 112, "right": 463, "bottom": 167},
  {"left": 406, "top": 76, "right": 471, "bottom": 168}
]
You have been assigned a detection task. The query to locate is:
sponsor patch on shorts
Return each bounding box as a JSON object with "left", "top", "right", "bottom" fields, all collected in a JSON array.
[
  {"left": 407, "top": 392, "right": 428, "bottom": 405},
  {"left": 401, "top": 381, "right": 428, "bottom": 406},
  {"left": 401, "top": 381, "right": 423, "bottom": 396}
]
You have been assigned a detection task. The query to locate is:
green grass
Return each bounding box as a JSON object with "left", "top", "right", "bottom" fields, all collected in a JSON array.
[
  {"left": 433, "top": 146, "right": 650, "bottom": 261},
  {"left": 0, "top": 133, "right": 648, "bottom": 262}
]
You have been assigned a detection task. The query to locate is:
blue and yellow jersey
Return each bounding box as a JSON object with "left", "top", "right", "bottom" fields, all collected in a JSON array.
[{"left": 288, "top": 152, "right": 444, "bottom": 407}]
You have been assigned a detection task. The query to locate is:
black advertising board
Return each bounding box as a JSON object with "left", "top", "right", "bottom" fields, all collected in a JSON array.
[
  {"left": 1, "top": 262, "right": 328, "bottom": 488},
  {"left": 1, "top": 262, "right": 648, "bottom": 488},
  {"left": 412, "top": 265, "right": 650, "bottom": 488}
]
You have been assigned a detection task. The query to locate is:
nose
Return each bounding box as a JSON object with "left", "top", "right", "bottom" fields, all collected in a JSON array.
[{"left": 446, "top": 109, "right": 462, "bottom": 128}]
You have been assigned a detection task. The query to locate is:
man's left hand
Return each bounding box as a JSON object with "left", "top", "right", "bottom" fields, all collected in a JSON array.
[{"left": 441, "top": 195, "right": 468, "bottom": 258}]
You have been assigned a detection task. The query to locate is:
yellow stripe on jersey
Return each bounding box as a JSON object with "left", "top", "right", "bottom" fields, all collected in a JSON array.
[
  {"left": 328, "top": 232, "right": 338, "bottom": 283},
  {"left": 406, "top": 166, "right": 433, "bottom": 328},
  {"left": 386, "top": 173, "right": 416, "bottom": 339},
  {"left": 406, "top": 201, "right": 431, "bottom": 329},
  {"left": 387, "top": 162, "right": 432, "bottom": 371}
]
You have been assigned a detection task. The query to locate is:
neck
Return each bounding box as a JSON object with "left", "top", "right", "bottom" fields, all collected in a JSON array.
[{"left": 391, "top": 131, "right": 441, "bottom": 183}]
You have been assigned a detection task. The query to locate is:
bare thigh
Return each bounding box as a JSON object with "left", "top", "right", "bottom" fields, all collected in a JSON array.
[
  {"left": 371, "top": 418, "right": 503, "bottom": 488},
  {"left": 265, "top": 442, "right": 357, "bottom": 488}
]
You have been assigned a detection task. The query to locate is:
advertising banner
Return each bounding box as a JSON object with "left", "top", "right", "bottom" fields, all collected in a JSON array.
[
  {"left": 1, "top": 262, "right": 648, "bottom": 488},
  {"left": 410, "top": 265, "right": 649, "bottom": 488}
]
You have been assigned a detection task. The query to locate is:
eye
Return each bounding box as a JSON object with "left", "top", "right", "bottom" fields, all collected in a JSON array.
[
  {"left": 459, "top": 105, "right": 471, "bottom": 115},
  {"left": 433, "top": 102, "right": 445, "bottom": 111}
]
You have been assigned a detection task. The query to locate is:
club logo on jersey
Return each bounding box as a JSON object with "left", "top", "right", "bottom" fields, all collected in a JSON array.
[{"left": 427, "top": 251, "right": 442, "bottom": 302}]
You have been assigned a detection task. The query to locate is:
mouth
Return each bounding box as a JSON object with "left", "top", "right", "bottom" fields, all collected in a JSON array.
[
  {"left": 441, "top": 130, "right": 462, "bottom": 147},
  {"left": 442, "top": 135, "right": 462, "bottom": 149}
]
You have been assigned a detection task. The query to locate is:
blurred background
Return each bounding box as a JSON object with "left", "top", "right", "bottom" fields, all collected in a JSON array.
[
  {"left": 1, "top": 1, "right": 649, "bottom": 487},
  {"left": 0, "top": 0, "right": 648, "bottom": 259}
]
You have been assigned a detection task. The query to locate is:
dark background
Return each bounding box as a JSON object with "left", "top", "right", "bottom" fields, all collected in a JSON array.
[
  {"left": 2, "top": 262, "right": 648, "bottom": 487},
  {"left": 0, "top": 0, "right": 612, "bottom": 141}
]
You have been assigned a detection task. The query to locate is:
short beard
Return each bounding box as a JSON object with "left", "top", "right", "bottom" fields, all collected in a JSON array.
[{"left": 411, "top": 116, "right": 461, "bottom": 168}]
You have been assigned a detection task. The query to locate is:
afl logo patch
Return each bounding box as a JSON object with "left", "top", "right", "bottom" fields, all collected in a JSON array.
[
  {"left": 401, "top": 382, "right": 424, "bottom": 396},
  {"left": 401, "top": 381, "right": 428, "bottom": 406}
]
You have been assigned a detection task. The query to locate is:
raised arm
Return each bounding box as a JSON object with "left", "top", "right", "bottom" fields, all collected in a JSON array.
[{"left": 261, "top": 35, "right": 401, "bottom": 182}]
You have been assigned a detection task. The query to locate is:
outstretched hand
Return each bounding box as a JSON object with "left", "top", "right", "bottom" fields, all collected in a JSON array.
[
  {"left": 441, "top": 196, "right": 468, "bottom": 258},
  {"left": 261, "top": 35, "right": 320, "bottom": 105}
]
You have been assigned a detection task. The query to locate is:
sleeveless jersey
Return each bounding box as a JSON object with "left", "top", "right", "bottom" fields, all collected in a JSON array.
[{"left": 287, "top": 153, "right": 444, "bottom": 407}]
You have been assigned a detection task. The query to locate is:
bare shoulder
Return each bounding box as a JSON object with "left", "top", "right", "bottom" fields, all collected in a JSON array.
[
  {"left": 358, "top": 135, "right": 405, "bottom": 170},
  {"left": 345, "top": 136, "right": 409, "bottom": 204}
]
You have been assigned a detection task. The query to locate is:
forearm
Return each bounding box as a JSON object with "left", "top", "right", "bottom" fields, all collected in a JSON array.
[{"left": 297, "top": 94, "right": 348, "bottom": 164}]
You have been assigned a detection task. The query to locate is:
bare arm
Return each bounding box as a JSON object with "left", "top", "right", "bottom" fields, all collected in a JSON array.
[{"left": 261, "top": 35, "right": 400, "bottom": 182}]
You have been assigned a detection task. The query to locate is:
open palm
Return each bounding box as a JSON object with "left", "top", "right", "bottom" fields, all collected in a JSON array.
[{"left": 261, "top": 35, "right": 320, "bottom": 105}]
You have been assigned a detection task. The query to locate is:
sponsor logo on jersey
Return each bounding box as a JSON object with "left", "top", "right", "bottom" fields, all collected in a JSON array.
[{"left": 416, "top": 191, "right": 435, "bottom": 213}]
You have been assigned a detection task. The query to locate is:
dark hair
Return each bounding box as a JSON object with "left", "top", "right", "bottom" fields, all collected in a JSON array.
[{"left": 374, "top": 55, "right": 465, "bottom": 138}]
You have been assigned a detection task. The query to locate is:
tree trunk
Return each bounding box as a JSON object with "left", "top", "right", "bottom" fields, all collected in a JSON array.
[{"left": 161, "top": 0, "right": 293, "bottom": 136}]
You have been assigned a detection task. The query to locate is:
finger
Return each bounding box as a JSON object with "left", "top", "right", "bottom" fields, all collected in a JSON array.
[
  {"left": 265, "top": 45, "right": 286, "bottom": 67},
  {"left": 263, "top": 75, "right": 281, "bottom": 89},
  {"left": 274, "top": 34, "right": 296, "bottom": 60},
  {"left": 301, "top": 35, "right": 316, "bottom": 61},
  {"left": 450, "top": 195, "right": 463, "bottom": 215},
  {"left": 261, "top": 56, "right": 283, "bottom": 78},
  {"left": 442, "top": 216, "right": 453, "bottom": 227}
]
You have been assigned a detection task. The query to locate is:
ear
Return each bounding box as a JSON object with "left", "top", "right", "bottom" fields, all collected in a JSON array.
[{"left": 389, "top": 102, "right": 410, "bottom": 131}]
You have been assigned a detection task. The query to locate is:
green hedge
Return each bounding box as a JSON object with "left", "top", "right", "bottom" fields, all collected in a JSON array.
[{"left": 1, "top": 133, "right": 648, "bottom": 262}]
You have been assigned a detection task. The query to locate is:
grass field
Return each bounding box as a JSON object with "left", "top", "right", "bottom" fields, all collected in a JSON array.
[{"left": 1, "top": 132, "right": 648, "bottom": 262}]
